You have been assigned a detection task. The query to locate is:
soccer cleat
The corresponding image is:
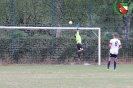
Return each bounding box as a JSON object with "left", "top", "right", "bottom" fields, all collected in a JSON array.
[
  {"left": 107, "top": 69, "right": 109, "bottom": 71},
  {"left": 114, "top": 69, "right": 117, "bottom": 71}
]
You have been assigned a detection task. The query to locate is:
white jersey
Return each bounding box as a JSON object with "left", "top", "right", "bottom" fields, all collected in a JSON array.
[{"left": 109, "top": 38, "right": 121, "bottom": 54}]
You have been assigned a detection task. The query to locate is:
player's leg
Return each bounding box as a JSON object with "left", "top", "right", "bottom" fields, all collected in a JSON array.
[
  {"left": 107, "top": 53, "right": 112, "bottom": 70},
  {"left": 114, "top": 59, "right": 117, "bottom": 70},
  {"left": 77, "top": 52, "right": 81, "bottom": 61},
  {"left": 77, "top": 43, "right": 86, "bottom": 61},
  {"left": 77, "top": 44, "right": 82, "bottom": 60},
  {"left": 114, "top": 55, "right": 117, "bottom": 70},
  {"left": 80, "top": 44, "right": 86, "bottom": 55},
  {"left": 107, "top": 58, "right": 111, "bottom": 70},
  {"left": 82, "top": 49, "right": 86, "bottom": 55}
]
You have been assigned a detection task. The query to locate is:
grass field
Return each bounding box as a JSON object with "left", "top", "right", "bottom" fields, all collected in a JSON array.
[{"left": 0, "top": 64, "right": 133, "bottom": 88}]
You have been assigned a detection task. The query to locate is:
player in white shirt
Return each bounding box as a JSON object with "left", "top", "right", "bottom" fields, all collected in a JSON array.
[{"left": 107, "top": 33, "right": 122, "bottom": 71}]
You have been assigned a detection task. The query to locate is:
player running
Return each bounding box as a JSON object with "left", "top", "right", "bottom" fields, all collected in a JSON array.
[
  {"left": 107, "top": 33, "right": 122, "bottom": 71},
  {"left": 75, "top": 29, "right": 86, "bottom": 61}
]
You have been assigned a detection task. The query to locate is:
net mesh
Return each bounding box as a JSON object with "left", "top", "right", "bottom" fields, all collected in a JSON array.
[{"left": 0, "top": 27, "right": 99, "bottom": 64}]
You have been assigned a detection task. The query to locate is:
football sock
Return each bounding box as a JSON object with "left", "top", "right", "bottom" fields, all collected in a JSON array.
[
  {"left": 107, "top": 60, "right": 110, "bottom": 69},
  {"left": 114, "top": 60, "right": 116, "bottom": 70},
  {"left": 82, "top": 50, "right": 86, "bottom": 55},
  {"left": 78, "top": 52, "right": 81, "bottom": 58}
]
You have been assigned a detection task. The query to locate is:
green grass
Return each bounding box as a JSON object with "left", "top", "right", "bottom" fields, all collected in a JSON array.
[{"left": 0, "top": 64, "right": 133, "bottom": 88}]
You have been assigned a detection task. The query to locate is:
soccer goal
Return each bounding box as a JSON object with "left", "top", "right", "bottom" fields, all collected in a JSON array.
[{"left": 0, "top": 26, "right": 101, "bottom": 65}]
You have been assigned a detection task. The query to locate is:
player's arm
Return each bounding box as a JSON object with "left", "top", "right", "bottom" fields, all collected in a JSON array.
[
  {"left": 109, "top": 42, "right": 112, "bottom": 47},
  {"left": 109, "top": 39, "right": 112, "bottom": 48},
  {"left": 76, "top": 29, "right": 79, "bottom": 34},
  {"left": 76, "top": 29, "right": 80, "bottom": 37},
  {"left": 74, "top": 29, "right": 79, "bottom": 37},
  {"left": 119, "top": 45, "right": 122, "bottom": 49},
  {"left": 119, "top": 40, "right": 122, "bottom": 49}
]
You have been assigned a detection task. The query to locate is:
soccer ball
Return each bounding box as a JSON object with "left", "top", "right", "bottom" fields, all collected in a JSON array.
[{"left": 69, "top": 21, "right": 72, "bottom": 25}]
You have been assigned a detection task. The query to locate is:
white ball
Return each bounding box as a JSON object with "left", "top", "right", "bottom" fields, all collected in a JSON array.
[{"left": 69, "top": 21, "right": 72, "bottom": 24}]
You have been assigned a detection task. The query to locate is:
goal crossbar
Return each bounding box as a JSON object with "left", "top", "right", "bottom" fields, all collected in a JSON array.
[
  {"left": 0, "top": 26, "right": 101, "bottom": 65},
  {"left": 0, "top": 26, "right": 100, "bottom": 30}
]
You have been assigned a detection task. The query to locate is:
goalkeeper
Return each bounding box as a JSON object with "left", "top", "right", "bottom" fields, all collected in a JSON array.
[{"left": 75, "top": 29, "right": 86, "bottom": 60}]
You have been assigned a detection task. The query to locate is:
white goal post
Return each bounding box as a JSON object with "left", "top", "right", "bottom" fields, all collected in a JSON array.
[{"left": 0, "top": 26, "right": 101, "bottom": 65}]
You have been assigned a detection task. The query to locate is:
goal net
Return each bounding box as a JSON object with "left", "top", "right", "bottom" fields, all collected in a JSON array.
[{"left": 0, "top": 26, "right": 101, "bottom": 65}]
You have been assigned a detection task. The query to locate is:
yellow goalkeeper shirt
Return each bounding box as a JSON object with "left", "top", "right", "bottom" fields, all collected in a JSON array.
[{"left": 76, "top": 31, "right": 81, "bottom": 44}]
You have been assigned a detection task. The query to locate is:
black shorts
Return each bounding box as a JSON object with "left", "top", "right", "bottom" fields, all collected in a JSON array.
[
  {"left": 77, "top": 44, "right": 83, "bottom": 50},
  {"left": 109, "top": 53, "right": 117, "bottom": 58}
]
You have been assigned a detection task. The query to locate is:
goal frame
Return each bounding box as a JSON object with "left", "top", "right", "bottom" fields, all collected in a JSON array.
[{"left": 0, "top": 26, "right": 101, "bottom": 65}]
